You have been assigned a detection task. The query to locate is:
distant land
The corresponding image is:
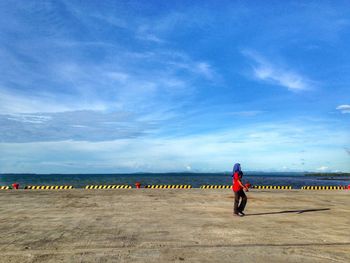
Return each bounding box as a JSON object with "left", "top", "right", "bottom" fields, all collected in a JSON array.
[{"left": 305, "top": 173, "right": 350, "bottom": 176}]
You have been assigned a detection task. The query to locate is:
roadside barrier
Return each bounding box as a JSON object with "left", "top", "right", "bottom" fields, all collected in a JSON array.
[
  {"left": 252, "top": 185, "right": 292, "bottom": 190},
  {"left": 25, "top": 185, "right": 73, "bottom": 190},
  {"left": 144, "top": 185, "right": 192, "bottom": 189},
  {"left": 199, "top": 185, "right": 292, "bottom": 189},
  {"left": 85, "top": 185, "right": 131, "bottom": 189},
  {"left": 4, "top": 185, "right": 347, "bottom": 190},
  {"left": 301, "top": 186, "right": 345, "bottom": 190},
  {"left": 200, "top": 185, "right": 231, "bottom": 189}
]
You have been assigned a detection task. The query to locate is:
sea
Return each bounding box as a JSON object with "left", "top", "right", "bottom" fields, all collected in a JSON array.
[{"left": 0, "top": 172, "right": 349, "bottom": 189}]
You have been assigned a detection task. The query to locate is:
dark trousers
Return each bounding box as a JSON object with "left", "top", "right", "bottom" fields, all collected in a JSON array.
[{"left": 234, "top": 189, "right": 247, "bottom": 214}]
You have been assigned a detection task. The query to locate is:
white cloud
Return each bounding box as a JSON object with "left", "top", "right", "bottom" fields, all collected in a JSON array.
[
  {"left": 336, "top": 104, "right": 350, "bottom": 114},
  {"left": 254, "top": 67, "right": 307, "bottom": 91},
  {"left": 165, "top": 58, "right": 217, "bottom": 81},
  {"left": 138, "top": 33, "right": 164, "bottom": 43},
  {"left": 6, "top": 114, "right": 52, "bottom": 124},
  {"left": 195, "top": 62, "right": 214, "bottom": 80},
  {"left": 136, "top": 25, "right": 165, "bottom": 43},
  {"left": 0, "top": 88, "right": 106, "bottom": 114},
  {"left": 0, "top": 110, "right": 153, "bottom": 143},
  {"left": 0, "top": 3, "right": 221, "bottom": 120},
  {"left": 317, "top": 166, "right": 329, "bottom": 171},
  {"left": 243, "top": 51, "right": 313, "bottom": 91},
  {"left": 1, "top": 120, "right": 349, "bottom": 173},
  {"left": 104, "top": 71, "right": 129, "bottom": 83},
  {"left": 0, "top": 47, "right": 207, "bottom": 116},
  {"left": 229, "top": 111, "right": 264, "bottom": 117}
]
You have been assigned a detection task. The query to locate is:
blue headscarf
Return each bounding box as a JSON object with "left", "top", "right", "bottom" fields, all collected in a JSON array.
[{"left": 233, "top": 163, "right": 241, "bottom": 173}]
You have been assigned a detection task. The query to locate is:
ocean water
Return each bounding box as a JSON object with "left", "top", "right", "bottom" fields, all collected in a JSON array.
[{"left": 0, "top": 173, "right": 349, "bottom": 189}]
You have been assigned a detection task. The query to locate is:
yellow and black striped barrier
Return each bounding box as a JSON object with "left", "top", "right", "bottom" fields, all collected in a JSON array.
[
  {"left": 252, "top": 185, "right": 292, "bottom": 190},
  {"left": 200, "top": 185, "right": 231, "bottom": 189},
  {"left": 302, "top": 186, "right": 345, "bottom": 190},
  {"left": 0, "top": 186, "right": 10, "bottom": 190},
  {"left": 144, "top": 185, "right": 192, "bottom": 189},
  {"left": 85, "top": 185, "right": 131, "bottom": 189},
  {"left": 25, "top": 185, "right": 73, "bottom": 190}
]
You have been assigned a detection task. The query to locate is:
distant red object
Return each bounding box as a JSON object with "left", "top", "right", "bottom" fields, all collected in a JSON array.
[
  {"left": 245, "top": 182, "right": 251, "bottom": 189},
  {"left": 12, "top": 183, "right": 19, "bottom": 189},
  {"left": 135, "top": 182, "right": 141, "bottom": 189},
  {"left": 348, "top": 185, "right": 350, "bottom": 190}
]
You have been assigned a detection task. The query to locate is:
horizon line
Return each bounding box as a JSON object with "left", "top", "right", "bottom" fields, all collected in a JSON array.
[{"left": 1, "top": 171, "right": 349, "bottom": 175}]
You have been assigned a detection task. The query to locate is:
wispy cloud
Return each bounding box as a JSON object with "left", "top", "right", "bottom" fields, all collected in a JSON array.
[
  {"left": 195, "top": 62, "right": 215, "bottom": 80},
  {"left": 137, "top": 33, "right": 164, "bottom": 43},
  {"left": 1, "top": 120, "right": 349, "bottom": 173},
  {"left": 136, "top": 25, "right": 165, "bottom": 43},
  {"left": 243, "top": 51, "right": 314, "bottom": 91},
  {"left": 317, "top": 166, "right": 329, "bottom": 171},
  {"left": 0, "top": 2, "right": 219, "bottom": 117},
  {"left": 0, "top": 88, "right": 107, "bottom": 114},
  {"left": 6, "top": 114, "right": 52, "bottom": 124},
  {"left": 336, "top": 104, "right": 350, "bottom": 114},
  {"left": 0, "top": 110, "right": 154, "bottom": 143},
  {"left": 0, "top": 1, "right": 224, "bottom": 158},
  {"left": 228, "top": 111, "right": 264, "bottom": 117},
  {"left": 0, "top": 39, "right": 215, "bottom": 116},
  {"left": 165, "top": 57, "right": 217, "bottom": 81},
  {"left": 1, "top": 1, "right": 350, "bottom": 173}
]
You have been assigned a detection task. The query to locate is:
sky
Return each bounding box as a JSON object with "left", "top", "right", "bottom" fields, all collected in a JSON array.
[{"left": 0, "top": 0, "right": 349, "bottom": 173}]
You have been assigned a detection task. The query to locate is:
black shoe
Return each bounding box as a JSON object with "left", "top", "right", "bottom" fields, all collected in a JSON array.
[
  {"left": 238, "top": 211, "right": 245, "bottom": 216},
  {"left": 234, "top": 212, "right": 244, "bottom": 217}
]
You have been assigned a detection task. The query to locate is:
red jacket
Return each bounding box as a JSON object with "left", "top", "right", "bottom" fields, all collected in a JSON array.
[{"left": 232, "top": 171, "right": 242, "bottom": 192}]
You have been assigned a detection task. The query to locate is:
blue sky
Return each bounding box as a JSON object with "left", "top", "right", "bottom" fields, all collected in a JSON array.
[{"left": 0, "top": 0, "right": 349, "bottom": 173}]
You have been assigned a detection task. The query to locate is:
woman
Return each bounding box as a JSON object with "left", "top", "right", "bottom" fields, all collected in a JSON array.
[{"left": 232, "top": 163, "right": 248, "bottom": 217}]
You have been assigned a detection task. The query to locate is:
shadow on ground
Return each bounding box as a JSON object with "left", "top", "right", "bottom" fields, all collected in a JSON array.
[{"left": 245, "top": 208, "right": 330, "bottom": 216}]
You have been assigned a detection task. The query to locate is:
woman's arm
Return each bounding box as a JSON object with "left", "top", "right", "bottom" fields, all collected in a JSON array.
[{"left": 237, "top": 178, "right": 248, "bottom": 191}]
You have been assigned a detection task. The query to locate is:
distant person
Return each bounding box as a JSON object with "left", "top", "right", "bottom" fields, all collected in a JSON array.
[{"left": 232, "top": 163, "right": 248, "bottom": 216}]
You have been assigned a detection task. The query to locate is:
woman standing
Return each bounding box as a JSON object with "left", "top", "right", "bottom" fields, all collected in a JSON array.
[{"left": 232, "top": 163, "right": 248, "bottom": 216}]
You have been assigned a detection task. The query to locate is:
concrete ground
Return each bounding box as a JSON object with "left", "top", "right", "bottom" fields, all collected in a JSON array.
[{"left": 0, "top": 189, "right": 349, "bottom": 263}]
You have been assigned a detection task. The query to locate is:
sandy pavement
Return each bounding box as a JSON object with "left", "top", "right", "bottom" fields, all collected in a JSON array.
[{"left": 0, "top": 189, "right": 349, "bottom": 262}]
